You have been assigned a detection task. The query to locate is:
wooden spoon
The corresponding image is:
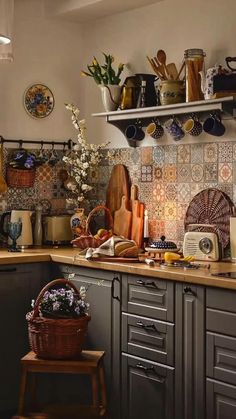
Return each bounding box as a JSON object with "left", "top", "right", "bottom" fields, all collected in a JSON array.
[
  {"left": 157, "top": 49, "right": 171, "bottom": 79},
  {"left": 0, "top": 143, "right": 7, "bottom": 194}
]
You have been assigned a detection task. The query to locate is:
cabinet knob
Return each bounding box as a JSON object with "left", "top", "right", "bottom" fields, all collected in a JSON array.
[
  {"left": 136, "top": 279, "right": 157, "bottom": 288},
  {"left": 135, "top": 363, "right": 165, "bottom": 383},
  {"left": 136, "top": 320, "right": 156, "bottom": 331}
]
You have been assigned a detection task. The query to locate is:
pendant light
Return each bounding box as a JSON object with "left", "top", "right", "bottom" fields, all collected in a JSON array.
[{"left": 0, "top": 0, "right": 13, "bottom": 45}]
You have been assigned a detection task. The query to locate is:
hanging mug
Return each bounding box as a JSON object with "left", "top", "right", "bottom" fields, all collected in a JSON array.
[
  {"left": 125, "top": 120, "right": 145, "bottom": 142},
  {"left": 146, "top": 119, "right": 164, "bottom": 140},
  {"left": 203, "top": 113, "right": 225, "bottom": 137},
  {"left": 165, "top": 118, "right": 185, "bottom": 141},
  {"left": 183, "top": 114, "right": 203, "bottom": 136}
]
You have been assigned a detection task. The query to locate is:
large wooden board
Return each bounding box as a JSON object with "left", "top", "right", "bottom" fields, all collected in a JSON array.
[
  {"left": 114, "top": 195, "right": 132, "bottom": 239},
  {"left": 131, "top": 200, "right": 144, "bottom": 248},
  {"left": 106, "top": 164, "right": 130, "bottom": 217}
]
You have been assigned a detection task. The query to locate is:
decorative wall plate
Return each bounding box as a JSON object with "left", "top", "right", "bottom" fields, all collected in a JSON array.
[
  {"left": 184, "top": 188, "right": 235, "bottom": 249},
  {"left": 24, "top": 84, "right": 54, "bottom": 118}
]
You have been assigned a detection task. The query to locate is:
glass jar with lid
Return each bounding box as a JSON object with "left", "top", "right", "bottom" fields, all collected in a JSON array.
[{"left": 184, "top": 48, "right": 206, "bottom": 102}]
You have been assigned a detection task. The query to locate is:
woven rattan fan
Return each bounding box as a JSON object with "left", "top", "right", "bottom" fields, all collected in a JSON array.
[{"left": 184, "top": 188, "right": 235, "bottom": 249}]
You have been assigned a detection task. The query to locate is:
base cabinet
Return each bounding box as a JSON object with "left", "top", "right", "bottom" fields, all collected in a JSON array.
[{"left": 207, "top": 379, "right": 236, "bottom": 419}]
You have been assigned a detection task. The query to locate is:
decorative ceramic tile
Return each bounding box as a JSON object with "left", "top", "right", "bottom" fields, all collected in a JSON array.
[
  {"left": 153, "top": 145, "right": 165, "bottom": 165},
  {"left": 50, "top": 199, "right": 67, "bottom": 212},
  {"left": 217, "top": 184, "right": 233, "bottom": 200},
  {"left": 233, "top": 185, "right": 236, "bottom": 205},
  {"left": 153, "top": 203, "right": 165, "bottom": 219},
  {"left": 153, "top": 182, "right": 165, "bottom": 203},
  {"left": 191, "top": 164, "right": 204, "bottom": 182},
  {"left": 164, "top": 145, "right": 177, "bottom": 164},
  {"left": 191, "top": 144, "right": 203, "bottom": 164},
  {"left": 89, "top": 167, "right": 100, "bottom": 184},
  {"left": 141, "top": 147, "right": 153, "bottom": 164},
  {"left": 177, "top": 203, "right": 188, "bottom": 221},
  {"left": 218, "top": 163, "right": 233, "bottom": 183},
  {"left": 177, "top": 183, "right": 191, "bottom": 202},
  {"left": 177, "top": 144, "right": 190, "bottom": 164},
  {"left": 38, "top": 183, "right": 53, "bottom": 199},
  {"left": 98, "top": 166, "right": 112, "bottom": 183},
  {"left": 165, "top": 184, "right": 177, "bottom": 201},
  {"left": 36, "top": 164, "right": 54, "bottom": 182},
  {"left": 163, "top": 164, "right": 177, "bottom": 182},
  {"left": 233, "top": 143, "right": 236, "bottom": 162},
  {"left": 139, "top": 183, "right": 154, "bottom": 209},
  {"left": 154, "top": 166, "right": 163, "bottom": 181},
  {"left": 190, "top": 183, "right": 204, "bottom": 198},
  {"left": 233, "top": 163, "right": 236, "bottom": 184},
  {"left": 129, "top": 163, "right": 141, "bottom": 184},
  {"left": 176, "top": 221, "right": 185, "bottom": 243},
  {"left": 219, "top": 142, "right": 233, "bottom": 162},
  {"left": 164, "top": 201, "right": 177, "bottom": 221},
  {"left": 129, "top": 148, "right": 140, "bottom": 165},
  {"left": 52, "top": 182, "right": 66, "bottom": 198},
  {"left": 141, "top": 165, "right": 153, "bottom": 182},
  {"left": 204, "top": 143, "right": 218, "bottom": 163},
  {"left": 149, "top": 220, "right": 165, "bottom": 239},
  {"left": 165, "top": 221, "right": 177, "bottom": 241},
  {"left": 177, "top": 164, "right": 191, "bottom": 183},
  {"left": 204, "top": 163, "right": 218, "bottom": 182}
]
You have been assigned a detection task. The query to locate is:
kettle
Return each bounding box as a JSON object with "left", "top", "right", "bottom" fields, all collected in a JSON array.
[{"left": 0, "top": 210, "right": 33, "bottom": 248}]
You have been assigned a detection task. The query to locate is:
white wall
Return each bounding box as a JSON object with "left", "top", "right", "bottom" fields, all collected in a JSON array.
[
  {"left": 80, "top": 0, "right": 236, "bottom": 147},
  {"left": 0, "top": 0, "right": 84, "bottom": 144}
]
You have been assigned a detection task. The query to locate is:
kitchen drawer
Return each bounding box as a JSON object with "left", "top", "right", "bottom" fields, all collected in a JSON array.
[
  {"left": 122, "top": 274, "right": 174, "bottom": 322},
  {"left": 122, "top": 313, "right": 174, "bottom": 365},
  {"left": 53, "top": 263, "right": 117, "bottom": 282},
  {"left": 206, "top": 287, "right": 236, "bottom": 313},
  {"left": 206, "top": 308, "right": 236, "bottom": 337},
  {"left": 206, "top": 378, "right": 236, "bottom": 419},
  {"left": 207, "top": 332, "right": 236, "bottom": 386}
]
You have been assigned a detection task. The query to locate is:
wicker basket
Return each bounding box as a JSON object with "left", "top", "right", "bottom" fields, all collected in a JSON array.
[
  {"left": 6, "top": 166, "right": 36, "bottom": 188},
  {"left": 71, "top": 205, "right": 114, "bottom": 249},
  {"left": 26, "top": 279, "right": 91, "bottom": 360}
]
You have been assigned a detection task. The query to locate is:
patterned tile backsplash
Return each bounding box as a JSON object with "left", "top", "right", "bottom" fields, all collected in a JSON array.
[{"left": 1, "top": 141, "right": 236, "bottom": 248}]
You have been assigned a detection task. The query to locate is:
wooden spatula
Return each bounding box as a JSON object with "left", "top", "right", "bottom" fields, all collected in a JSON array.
[
  {"left": 0, "top": 143, "right": 7, "bottom": 194},
  {"left": 166, "top": 63, "right": 178, "bottom": 80},
  {"left": 114, "top": 195, "right": 132, "bottom": 239}
]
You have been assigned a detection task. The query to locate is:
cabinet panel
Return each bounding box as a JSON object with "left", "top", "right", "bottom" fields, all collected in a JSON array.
[
  {"left": 207, "top": 308, "right": 236, "bottom": 338},
  {"left": 206, "top": 378, "right": 236, "bottom": 419},
  {"left": 175, "top": 283, "right": 205, "bottom": 419},
  {"left": 207, "top": 332, "right": 236, "bottom": 386},
  {"left": 206, "top": 287, "right": 236, "bottom": 313},
  {"left": 122, "top": 274, "right": 174, "bottom": 322},
  {"left": 122, "top": 353, "right": 174, "bottom": 419},
  {"left": 122, "top": 313, "right": 174, "bottom": 365}
]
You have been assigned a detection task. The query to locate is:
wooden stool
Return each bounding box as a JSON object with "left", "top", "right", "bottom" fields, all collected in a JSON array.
[{"left": 17, "top": 351, "right": 107, "bottom": 418}]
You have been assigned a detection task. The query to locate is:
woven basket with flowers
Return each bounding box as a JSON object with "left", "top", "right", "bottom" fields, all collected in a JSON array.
[
  {"left": 6, "top": 149, "right": 38, "bottom": 188},
  {"left": 26, "top": 279, "right": 91, "bottom": 360}
]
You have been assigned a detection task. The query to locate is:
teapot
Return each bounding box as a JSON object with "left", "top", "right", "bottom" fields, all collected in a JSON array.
[
  {"left": 199, "top": 65, "right": 220, "bottom": 100},
  {"left": 0, "top": 210, "right": 33, "bottom": 248}
]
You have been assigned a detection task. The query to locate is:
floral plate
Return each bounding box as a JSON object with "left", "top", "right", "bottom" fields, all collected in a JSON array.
[{"left": 24, "top": 83, "right": 54, "bottom": 118}]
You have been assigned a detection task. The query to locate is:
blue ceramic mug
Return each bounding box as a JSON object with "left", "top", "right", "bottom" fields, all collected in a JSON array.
[
  {"left": 125, "top": 123, "right": 145, "bottom": 142},
  {"left": 203, "top": 114, "right": 225, "bottom": 137},
  {"left": 165, "top": 118, "right": 185, "bottom": 141}
]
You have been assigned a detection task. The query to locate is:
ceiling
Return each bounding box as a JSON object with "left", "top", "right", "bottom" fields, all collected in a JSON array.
[{"left": 44, "top": 0, "right": 164, "bottom": 23}]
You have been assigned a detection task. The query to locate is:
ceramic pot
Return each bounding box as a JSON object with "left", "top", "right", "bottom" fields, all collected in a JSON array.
[
  {"left": 70, "top": 208, "right": 87, "bottom": 238},
  {"left": 159, "top": 80, "right": 185, "bottom": 106},
  {"left": 99, "top": 84, "right": 122, "bottom": 112}
]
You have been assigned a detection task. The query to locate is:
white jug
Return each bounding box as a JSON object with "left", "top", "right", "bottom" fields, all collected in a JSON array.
[{"left": 10, "top": 210, "right": 33, "bottom": 247}]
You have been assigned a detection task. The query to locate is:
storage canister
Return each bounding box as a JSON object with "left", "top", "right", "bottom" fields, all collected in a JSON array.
[{"left": 184, "top": 48, "right": 205, "bottom": 102}]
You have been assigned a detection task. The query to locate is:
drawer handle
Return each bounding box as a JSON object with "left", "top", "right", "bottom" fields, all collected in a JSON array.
[
  {"left": 136, "top": 279, "right": 157, "bottom": 288},
  {"left": 135, "top": 363, "right": 165, "bottom": 383},
  {"left": 183, "top": 286, "right": 196, "bottom": 296},
  {"left": 136, "top": 321, "right": 156, "bottom": 331},
  {"left": 112, "top": 276, "right": 120, "bottom": 301},
  {"left": 0, "top": 267, "right": 17, "bottom": 273}
]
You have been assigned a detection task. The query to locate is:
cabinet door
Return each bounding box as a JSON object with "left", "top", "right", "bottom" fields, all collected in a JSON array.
[
  {"left": 122, "top": 353, "right": 174, "bottom": 419},
  {"left": 0, "top": 263, "right": 50, "bottom": 414},
  {"left": 175, "top": 283, "right": 205, "bottom": 419},
  {"left": 53, "top": 264, "right": 121, "bottom": 419},
  {"left": 207, "top": 378, "right": 236, "bottom": 419}
]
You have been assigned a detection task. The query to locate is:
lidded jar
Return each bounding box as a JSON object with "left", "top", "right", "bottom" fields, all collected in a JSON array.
[{"left": 184, "top": 48, "right": 206, "bottom": 102}]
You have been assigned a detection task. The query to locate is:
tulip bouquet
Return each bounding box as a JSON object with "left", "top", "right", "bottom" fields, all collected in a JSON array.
[{"left": 81, "top": 53, "right": 125, "bottom": 85}]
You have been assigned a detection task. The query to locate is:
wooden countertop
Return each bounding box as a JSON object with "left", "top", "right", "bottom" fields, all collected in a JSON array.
[{"left": 1, "top": 247, "right": 236, "bottom": 290}]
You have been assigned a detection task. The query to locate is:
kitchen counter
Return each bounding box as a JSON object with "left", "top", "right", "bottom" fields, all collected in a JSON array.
[{"left": 1, "top": 247, "right": 236, "bottom": 290}]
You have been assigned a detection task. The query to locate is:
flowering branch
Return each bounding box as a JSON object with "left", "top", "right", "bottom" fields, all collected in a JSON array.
[{"left": 63, "top": 103, "right": 109, "bottom": 205}]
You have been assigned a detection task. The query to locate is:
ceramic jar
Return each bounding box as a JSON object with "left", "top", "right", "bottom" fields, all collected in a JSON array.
[
  {"left": 70, "top": 208, "right": 87, "bottom": 238},
  {"left": 159, "top": 80, "right": 185, "bottom": 106},
  {"left": 99, "top": 84, "right": 122, "bottom": 112}
]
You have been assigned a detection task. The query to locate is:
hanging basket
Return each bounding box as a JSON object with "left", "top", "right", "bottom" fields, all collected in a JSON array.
[
  {"left": 6, "top": 166, "right": 36, "bottom": 188},
  {"left": 26, "top": 279, "right": 91, "bottom": 360}
]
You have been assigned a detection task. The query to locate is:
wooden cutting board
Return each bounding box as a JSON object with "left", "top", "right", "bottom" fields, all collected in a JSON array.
[
  {"left": 114, "top": 195, "right": 132, "bottom": 239},
  {"left": 131, "top": 200, "right": 144, "bottom": 248},
  {"left": 106, "top": 164, "right": 130, "bottom": 217}
]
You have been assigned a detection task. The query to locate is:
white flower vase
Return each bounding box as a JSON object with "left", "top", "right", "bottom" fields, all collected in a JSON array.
[{"left": 99, "top": 84, "right": 122, "bottom": 112}]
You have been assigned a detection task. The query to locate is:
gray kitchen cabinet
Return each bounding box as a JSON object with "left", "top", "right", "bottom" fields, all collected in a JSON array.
[
  {"left": 122, "top": 353, "right": 174, "bottom": 419},
  {"left": 206, "top": 287, "right": 236, "bottom": 419},
  {"left": 53, "top": 263, "right": 121, "bottom": 419},
  {"left": 0, "top": 262, "right": 50, "bottom": 418},
  {"left": 175, "top": 283, "right": 205, "bottom": 419}
]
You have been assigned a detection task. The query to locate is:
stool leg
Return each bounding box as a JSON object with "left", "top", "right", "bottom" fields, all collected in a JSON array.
[
  {"left": 92, "top": 372, "right": 99, "bottom": 409},
  {"left": 99, "top": 362, "right": 107, "bottom": 414},
  {"left": 18, "top": 367, "right": 28, "bottom": 415},
  {"left": 30, "top": 373, "right": 38, "bottom": 411}
]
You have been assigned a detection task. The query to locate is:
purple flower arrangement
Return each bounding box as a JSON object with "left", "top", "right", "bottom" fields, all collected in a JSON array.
[
  {"left": 32, "top": 284, "right": 90, "bottom": 319},
  {"left": 8, "top": 149, "right": 42, "bottom": 169}
]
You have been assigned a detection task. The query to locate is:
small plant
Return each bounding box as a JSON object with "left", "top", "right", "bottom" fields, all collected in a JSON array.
[
  {"left": 8, "top": 149, "right": 38, "bottom": 169},
  {"left": 81, "top": 53, "right": 125, "bottom": 85},
  {"left": 32, "top": 284, "right": 89, "bottom": 319}
]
